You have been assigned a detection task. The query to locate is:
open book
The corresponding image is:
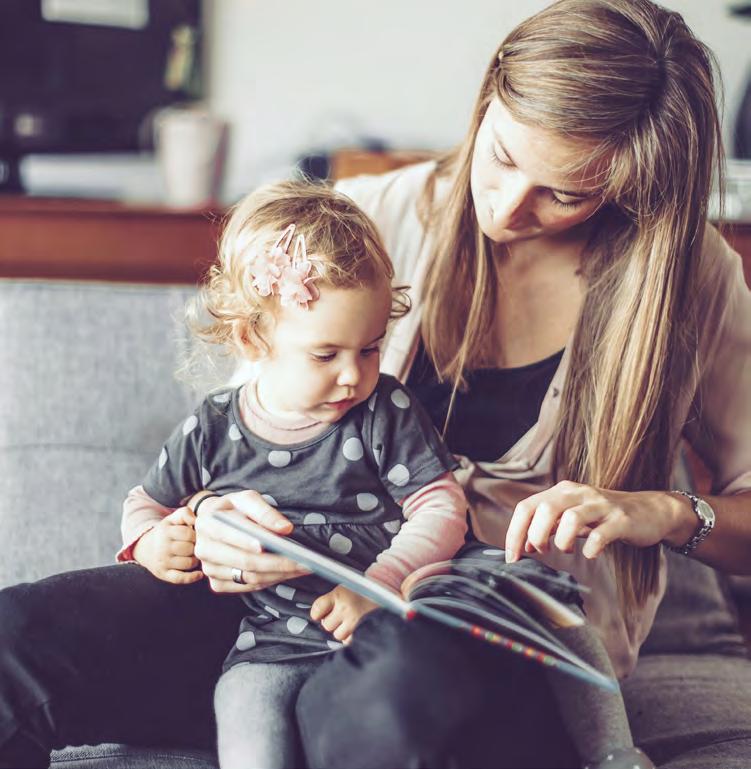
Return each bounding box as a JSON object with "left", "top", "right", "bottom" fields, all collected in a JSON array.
[{"left": 212, "top": 512, "right": 617, "bottom": 692}]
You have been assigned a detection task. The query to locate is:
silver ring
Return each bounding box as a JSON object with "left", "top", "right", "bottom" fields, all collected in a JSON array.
[{"left": 231, "top": 567, "right": 245, "bottom": 585}]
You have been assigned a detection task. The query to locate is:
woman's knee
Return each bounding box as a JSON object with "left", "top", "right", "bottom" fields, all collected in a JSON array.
[{"left": 296, "top": 612, "right": 485, "bottom": 769}]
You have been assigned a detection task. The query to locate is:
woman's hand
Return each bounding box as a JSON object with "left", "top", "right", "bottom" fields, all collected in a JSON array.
[
  {"left": 133, "top": 506, "right": 203, "bottom": 584},
  {"left": 504, "top": 481, "right": 688, "bottom": 563},
  {"left": 193, "top": 490, "right": 311, "bottom": 593}
]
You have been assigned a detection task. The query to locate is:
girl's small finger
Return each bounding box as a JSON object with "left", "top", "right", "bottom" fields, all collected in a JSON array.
[{"left": 165, "top": 569, "right": 204, "bottom": 584}]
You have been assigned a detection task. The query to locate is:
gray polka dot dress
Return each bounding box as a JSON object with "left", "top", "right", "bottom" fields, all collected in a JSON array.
[{"left": 142, "top": 374, "right": 458, "bottom": 668}]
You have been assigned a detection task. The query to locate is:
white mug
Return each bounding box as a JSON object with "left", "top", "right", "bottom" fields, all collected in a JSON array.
[{"left": 154, "top": 106, "right": 228, "bottom": 208}]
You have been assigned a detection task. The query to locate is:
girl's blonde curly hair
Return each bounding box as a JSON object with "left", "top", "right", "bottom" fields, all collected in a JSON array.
[{"left": 186, "top": 180, "right": 409, "bottom": 365}]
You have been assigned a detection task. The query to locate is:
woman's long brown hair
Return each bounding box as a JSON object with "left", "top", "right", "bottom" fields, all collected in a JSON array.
[{"left": 420, "top": 0, "right": 724, "bottom": 620}]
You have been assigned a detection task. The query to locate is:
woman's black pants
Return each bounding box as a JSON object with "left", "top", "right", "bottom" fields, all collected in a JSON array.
[{"left": 0, "top": 564, "right": 578, "bottom": 769}]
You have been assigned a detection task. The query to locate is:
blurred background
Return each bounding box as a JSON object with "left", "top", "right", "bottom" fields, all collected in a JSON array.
[{"left": 1, "top": 0, "right": 750, "bottom": 214}]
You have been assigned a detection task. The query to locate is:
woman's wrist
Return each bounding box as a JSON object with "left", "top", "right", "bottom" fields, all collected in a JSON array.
[{"left": 661, "top": 491, "right": 700, "bottom": 548}]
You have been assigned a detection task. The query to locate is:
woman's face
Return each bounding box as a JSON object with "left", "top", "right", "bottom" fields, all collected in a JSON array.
[{"left": 470, "top": 97, "right": 606, "bottom": 245}]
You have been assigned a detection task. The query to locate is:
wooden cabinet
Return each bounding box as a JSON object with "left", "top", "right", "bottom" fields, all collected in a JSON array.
[{"left": 0, "top": 196, "right": 222, "bottom": 284}]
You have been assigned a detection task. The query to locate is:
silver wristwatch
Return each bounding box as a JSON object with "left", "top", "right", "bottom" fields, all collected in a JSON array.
[{"left": 668, "top": 490, "right": 716, "bottom": 555}]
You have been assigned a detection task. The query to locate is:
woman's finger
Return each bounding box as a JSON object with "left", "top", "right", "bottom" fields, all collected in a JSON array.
[
  {"left": 226, "top": 490, "right": 294, "bottom": 533},
  {"left": 553, "top": 504, "right": 600, "bottom": 553},
  {"left": 195, "top": 511, "right": 264, "bottom": 554},
  {"left": 526, "top": 501, "right": 563, "bottom": 554},
  {"left": 582, "top": 518, "right": 626, "bottom": 559},
  {"left": 197, "top": 537, "right": 309, "bottom": 576}
]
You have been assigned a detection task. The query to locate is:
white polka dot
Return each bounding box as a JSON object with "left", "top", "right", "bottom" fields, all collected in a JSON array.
[
  {"left": 268, "top": 450, "right": 292, "bottom": 467},
  {"left": 368, "top": 392, "right": 378, "bottom": 411},
  {"left": 327, "top": 640, "right": 344, "bottom": 649},
  {"left": 390, "top": 389, "right": 410, "bottom": 409},
  {"left": 387, "top": 464, "right": 410, "bottom": 487},
  {"left": 275, "top": 584, "right": 296, "bottom": 600},
  {"left": 201, "top": 466, "right": 211, "bottom": 486},
  {"left": 213, "top": 391, "right": 231, "bottom": 404},
  {"left": 236, "top": 631, "right": 256, "bottom": 650},
  {"left": 182, "top": 414, "right": 198, "bottom": 435},
  {"left": 482, "top": 548, "right": 504, "bottom": 556},
  {"left": 228, "top": 423, "right": 242, "bottom": 441},
  {"left": 329, "top": 533, "right": 353, "bottom": 555},
  {"left": 304, "top": 512, "right": 326, "bottom": 524},
  {"left": 264, "top": 605, "right": 280, "bottom": 618},
  {"left": 384, "top": 519, "right": 402, "bottom": 534},
  {"left": 287, "top": 616, "right": 309, "bottom": 634},
  {"left": 373, "top": 447, "right": 382, "bottom": 464},
  {"left": 356, "top": 493, "right": 379, "bottom": 511},
  {"left": 342, "top": 437, "right": 364, "bottom": 461},
  {"left": 296, "top": 602, "right": 312, "bottom": 609},
  {"left": 158, "top": 447, "right": 168, "bottom": 468},
  {"left": 261, "top": 494, "right": 278, "bottom": 507}
]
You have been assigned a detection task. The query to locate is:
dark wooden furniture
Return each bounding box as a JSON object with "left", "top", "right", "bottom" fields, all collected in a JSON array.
[{"left": 0, "top": 196, "right": 223, "bottom": 284}]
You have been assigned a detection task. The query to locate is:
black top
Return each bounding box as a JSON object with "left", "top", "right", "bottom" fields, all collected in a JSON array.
[{"left": 407, "top": 340, "right": 564, "bottom": 462}]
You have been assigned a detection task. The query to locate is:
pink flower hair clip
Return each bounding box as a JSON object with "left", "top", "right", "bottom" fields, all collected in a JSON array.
[{"left": 247, "top": 224, "right": 321, "bottom": 309}]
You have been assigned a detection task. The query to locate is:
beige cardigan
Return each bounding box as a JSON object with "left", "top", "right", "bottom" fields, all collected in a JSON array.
[{"left": 336, "top": 161, "right": 751, "bottom": 678}]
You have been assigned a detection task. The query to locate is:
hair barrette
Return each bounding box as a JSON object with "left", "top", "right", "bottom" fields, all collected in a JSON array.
[{"left": 247, "top": 224, "right": 321, "bottom": 309}]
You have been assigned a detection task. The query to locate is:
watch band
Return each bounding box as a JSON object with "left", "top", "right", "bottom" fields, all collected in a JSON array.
[{"left": 668, "top": 490, "right": 715, "bottom": 555}]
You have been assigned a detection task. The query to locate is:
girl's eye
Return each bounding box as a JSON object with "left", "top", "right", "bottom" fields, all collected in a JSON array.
[
  {"left": 361, "top": 346, "right": 380, "bottom": 356},
  {"left": 312, "top": 353, "right": 336, "bottom": 363}
]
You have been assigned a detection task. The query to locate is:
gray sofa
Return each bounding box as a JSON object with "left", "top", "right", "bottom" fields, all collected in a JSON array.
[{"left": 2, "top": 279, "right": 750, "bottom": 769}]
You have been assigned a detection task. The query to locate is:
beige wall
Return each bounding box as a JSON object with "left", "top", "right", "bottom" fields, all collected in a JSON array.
[{"left": 204, "top": 0, "right": 751, "bottom": 200}]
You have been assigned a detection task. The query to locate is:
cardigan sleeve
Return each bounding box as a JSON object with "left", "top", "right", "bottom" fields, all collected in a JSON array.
[{"left": 682, "top": 225, "right": 751, "bottom": 496}]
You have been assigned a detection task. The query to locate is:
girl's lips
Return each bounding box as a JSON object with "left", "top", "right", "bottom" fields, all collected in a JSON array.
[{"left": 325, "top": 398, "right": 355, "bottom": 411}]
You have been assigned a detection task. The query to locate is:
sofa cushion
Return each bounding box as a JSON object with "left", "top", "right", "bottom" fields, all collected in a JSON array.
[
  {"left": 641, "top": 550, "right": 747, "bottom": 657},
  {"left": 0, "top": 281, "right": 210, "bottom": 587},
  {"left": 624, "top": 653, "right": 751, "bottom": 768}
]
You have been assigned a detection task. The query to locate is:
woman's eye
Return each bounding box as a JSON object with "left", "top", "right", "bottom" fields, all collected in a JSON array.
[
  {"left": 490, "top": 147, "right": 513, "bottom": 168},
  {"left": 312, "top": 353, "right": 336, "bottom": 362},
  {"left": 550, "top": 193, "right": 585, "bottom": 209}
]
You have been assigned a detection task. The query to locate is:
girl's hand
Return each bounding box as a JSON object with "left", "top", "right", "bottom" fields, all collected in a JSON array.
[
  {"left": 133, "top": 506, "right": 203, "bottom": 584},
  {"left": 310, "top": 585, "right": 379, "bottom": 644},
  {"left": 504, "top": 481, "right": 686, "bottom": 563},
  {"left": 193, "top": 490, "right": 311, "bottom": 594}
]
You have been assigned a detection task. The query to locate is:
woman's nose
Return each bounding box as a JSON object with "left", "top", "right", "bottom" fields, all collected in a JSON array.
[{"left": 491, "top": 175, "right": 533, "bottom": 228}]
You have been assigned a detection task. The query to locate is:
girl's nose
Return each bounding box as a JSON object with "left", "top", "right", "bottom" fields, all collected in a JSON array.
[{"left": 337, "top": 363, "right": 360, "bottom": 388}]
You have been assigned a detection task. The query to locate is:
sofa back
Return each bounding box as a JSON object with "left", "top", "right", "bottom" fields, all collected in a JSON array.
[
  {"left": 1, "top": 279, "right": 746, "bottom": 659},
  {"left": 0, "top": 280, "right": 199, "bottom": 586}
]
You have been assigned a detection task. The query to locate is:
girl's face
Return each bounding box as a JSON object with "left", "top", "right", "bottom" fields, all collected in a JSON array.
[
  {"left": 254, "top": 280, "right": 392, "bottom": 423},
  {"left": 470, "top": 97, "right": 606, "bottom": 245}
]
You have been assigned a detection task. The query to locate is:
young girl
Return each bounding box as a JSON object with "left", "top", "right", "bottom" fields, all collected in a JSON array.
[{"left": 121, "top": 180, "right": 652, "bottom": 769}]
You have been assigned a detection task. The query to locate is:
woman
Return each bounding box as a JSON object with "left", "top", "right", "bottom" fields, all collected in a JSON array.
[
  {"left": 195, "top": 0, "right": 751, "bottom": 766},
  {"left": 0, "top": 0, "right": 748, "bottom": 767}
]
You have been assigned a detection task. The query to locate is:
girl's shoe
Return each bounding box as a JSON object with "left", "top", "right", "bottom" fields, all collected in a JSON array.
[{"left": 584, "top": 746, "right": 656, "bottom": 769}]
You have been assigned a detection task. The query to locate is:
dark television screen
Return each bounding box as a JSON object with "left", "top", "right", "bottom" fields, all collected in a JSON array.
[{"left": 0, "top": 0, "right": 201, "bottom": 191}]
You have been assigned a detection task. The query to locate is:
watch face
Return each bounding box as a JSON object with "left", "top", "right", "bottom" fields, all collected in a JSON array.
[{"left": 696, "top": 498, "right": 716, "bottom": 525}]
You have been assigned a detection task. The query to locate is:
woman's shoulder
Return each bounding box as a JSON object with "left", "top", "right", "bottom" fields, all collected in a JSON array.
[
  {"left": 334, "top": 159, "right": 439, "bottom": 219},
  {"left": 335, "top": 160, "right": 447, "bottom": 281}
]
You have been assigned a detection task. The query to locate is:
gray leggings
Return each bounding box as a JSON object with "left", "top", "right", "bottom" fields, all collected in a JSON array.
[{"left": 214, "top": 658, "right": 324, "bottom": 769}]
